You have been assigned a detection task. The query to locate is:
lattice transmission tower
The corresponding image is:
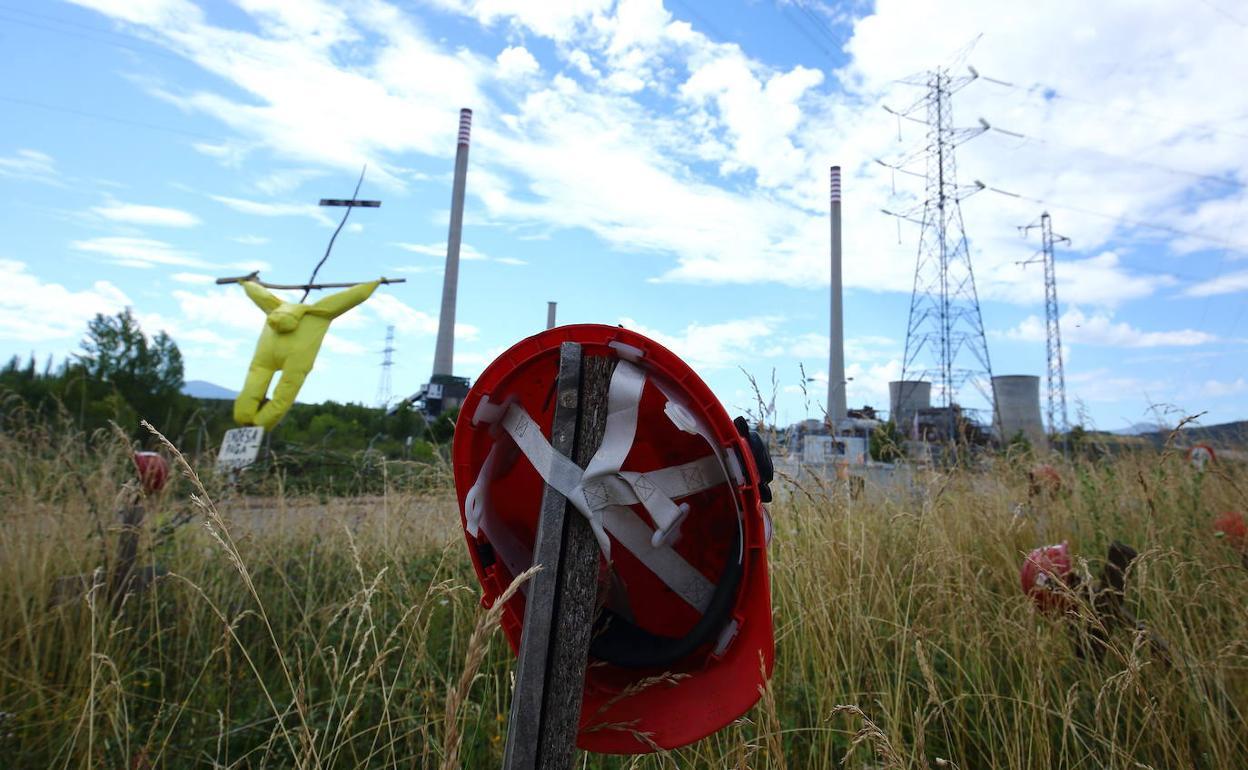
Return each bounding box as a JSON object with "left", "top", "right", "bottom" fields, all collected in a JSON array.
[
  {"left": 375, "top": 325, "right": 396, "bottom": 408},
  {"left": 1020, "top": 212, "right": 1070, "bottom": 437},
  {"left": 882, "top": 68, "right": 995, "bottom": 440}
]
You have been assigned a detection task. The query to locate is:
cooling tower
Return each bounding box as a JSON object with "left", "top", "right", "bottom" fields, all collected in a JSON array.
[
  {"left": 889, "top": 380, "right": 931, "bottom": 435},
  {"left": 992, "top": 375, "right": 1047, "bottom": 450}
]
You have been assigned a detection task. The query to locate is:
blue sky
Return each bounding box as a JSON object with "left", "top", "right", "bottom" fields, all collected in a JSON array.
[{"left": 1, "top": 0, "right": 1245, "bottom": 431}]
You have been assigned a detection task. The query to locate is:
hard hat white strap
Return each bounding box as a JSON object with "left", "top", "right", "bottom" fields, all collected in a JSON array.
[
  {"left": 601, "top": 505, "right": 716, "bottom": 612},
  {"left": 465, "top": 360, "right": 733, "bottom": 613}
]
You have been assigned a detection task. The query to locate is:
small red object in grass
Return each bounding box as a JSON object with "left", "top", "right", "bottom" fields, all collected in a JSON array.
[
  {"left": 1028, "top": 464, "right": 1063, "bottom": 498},
  {"left": 1188, "top": 444, "right": 1216, "bottom": 470},
  {"left": 132, "top": 451, "right": 169, "bottom": 494},
  {"left": 1213, "top": 511, "right": 1247, "bottom": 551},
  {"left": 1021, "top": 542, "right": 1073, "bottom": 612}
]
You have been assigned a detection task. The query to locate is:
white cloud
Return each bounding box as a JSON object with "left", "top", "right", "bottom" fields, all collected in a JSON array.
[
  {"left": 0, "top": 260, "right": 130, "bottom": 342},
  {"left": 92, "top": 201, "right": 202, "bottom": 228},
  {"left": 988, "top": 251, "right": 1176, "bottom": 307},
  {"left": 618, "top": 315, "right": 780, "bottom": 370},
  {"left": 170, "top": 272, "right": 214, "bottom": 284},
  {"left": 192, "top": 140, "right": 252, "bottom": 166},
  {"left": 137, "top": 310, "right": 241, "bottom": 359},
  {"left": 1002, "top": 307, "right": 1218, "bottom": 348},
  {"left": 0, "top": 149, "right": 62, "bottom": 186},
  {"left": 231, "top": 235, "right": 270, "bottom": 245},
  {"left": 497, "top": 45, "right": 540, "bottom": 80},
  {"left": 174, "top": 287, "right": 273, "bottom": 332},
  {"left": 71, "top": 236, "right": 204, "bottom": 269},
  {"left": 322, "top": 333, "right": 366, "bottom": 355},
  {"left": 253, "top": 168, "right": 326, "bottom": 196},
  {"left": 393, "top": 241, "right": 489, "bottom": 260},
  {"left": 67, "top": 0, "right": 1248, "bottom": 307},
  {"left": 210, "top": 194, "right": 333, "bottom": 225},
  {"left": 495, "top": 256, "right": 527, "bottom": 265},
  {"left": 428, "top": 0, "right": 613, "bottom": 40},
  {"left": 1201, "top": 378, "right": 1247, "bottom": 398},
  {"left": 1184, "top": 269, "right": 1248, "bottom": 298},
  {"left": 364, "top": 292, "right": 438, "bottom": 335}
]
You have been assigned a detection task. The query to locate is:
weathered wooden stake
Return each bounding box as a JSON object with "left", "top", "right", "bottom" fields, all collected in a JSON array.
[
  {"left": 502, "top": 343, "right": 614, "bottom": 770},
  {"left": 108, "top": 501, "right": 145, "bottom": 612}
]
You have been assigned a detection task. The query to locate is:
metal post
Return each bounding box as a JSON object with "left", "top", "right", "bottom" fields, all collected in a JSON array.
[
  {"left": 433, "top": 108, "right": 472, "bottom": 377},
  {"left": 546, "top": 301, "right": 557, "bottom": 330}
]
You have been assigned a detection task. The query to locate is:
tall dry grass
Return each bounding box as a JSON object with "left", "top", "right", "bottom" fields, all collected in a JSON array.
[{"left": 0, "top": 413, "right": 1245, "bottom": 768}]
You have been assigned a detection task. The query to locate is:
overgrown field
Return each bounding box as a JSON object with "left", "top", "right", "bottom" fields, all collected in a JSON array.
[{"left": 1, "top": 416, "right": 1246, "bottom": 769}]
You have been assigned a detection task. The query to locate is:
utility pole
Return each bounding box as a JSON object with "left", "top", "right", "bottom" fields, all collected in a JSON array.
[
  {"left": 881, "top": 68, "right": 995, "bottom": 443},
  {"left": 375, "top": 325, "right": 396, "bottom": 408},
  {"left": 1020, "top": 212, "right": 1070, "bottom": 443}
]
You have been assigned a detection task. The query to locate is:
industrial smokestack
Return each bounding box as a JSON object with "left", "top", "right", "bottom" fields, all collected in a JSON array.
[
  {"left": 432, "top": 108, "right": 472, "bottom": 378},
  {"left": 828, "top": 165, "right": 847, "bottom": 427},
  {"left": 546, "top": 301, "right": 557, "bottom": 330}
]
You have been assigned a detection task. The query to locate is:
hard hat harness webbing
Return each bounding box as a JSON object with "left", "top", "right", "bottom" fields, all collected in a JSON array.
[{"left": 464, "top": 358, "right": 748, "bottom": 666}]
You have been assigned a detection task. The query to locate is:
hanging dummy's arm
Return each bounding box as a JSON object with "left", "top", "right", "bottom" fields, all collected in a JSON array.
[
  {"left": 306, "top": 279, "right": 382, "bottom": 320},
  {"left": 241, "top": 281, "right": 284, "bottom": 313}
]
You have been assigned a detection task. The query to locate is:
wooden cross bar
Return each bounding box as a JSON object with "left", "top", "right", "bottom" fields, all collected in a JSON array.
[
  {"left": 213, "top": 272, "right": 406, "bottom": 290},
  {"left": 318, "top": 198, "right": 381, "bottom": 207}
]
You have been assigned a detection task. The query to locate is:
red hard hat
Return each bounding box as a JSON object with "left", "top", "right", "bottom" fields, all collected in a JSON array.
[
  {"left": 1213, "top": 511, "right": 1247, "bottom": 551},
  {"left": 452, "top": 325, "right": 774, "bottom": 754},
  {"left": 1188, "top": 444, "right": 1216, "bottom": 471},
  {"left": 132, "top": 451, "right": 169, "bottom": 495},
  {"left": 1020, "top": 542, "right": 1073, "bottom": 613},
  {"left": 1027, "top": 464, "right": 1062, "bottom": 497}
]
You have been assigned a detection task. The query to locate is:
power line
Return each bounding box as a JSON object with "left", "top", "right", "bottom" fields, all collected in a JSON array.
[
  {"left": 1193, "top": 0, "right": 1247, "bottom": 27},
  {"left": 973, "top": 67, "right": 1248, "bottom": 142},
  {"left": 777, "top": 4, "right": 836, "bottom": 58},
  {"left": 791, "top": 0, "right": 839, "bottom": 49},
  {"left": 982, "top": 184, "right": 1248, "bottom": 252},
  {"left": 0, "top": 93, "right": 223, "bottom": 142},
  {"left": 979, "top": 119, "right": 1247, "bottom": 191},
  {"left": 0, "top": 6, "right": 186, "bottom": 62}
]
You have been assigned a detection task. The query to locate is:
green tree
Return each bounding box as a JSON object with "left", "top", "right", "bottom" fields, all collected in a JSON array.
[
  {"left": 74, "top": 308, "right": 189, "bottom": 435},
  {"left": 870, "top": 420, "right": 905, "bottom": 463}
]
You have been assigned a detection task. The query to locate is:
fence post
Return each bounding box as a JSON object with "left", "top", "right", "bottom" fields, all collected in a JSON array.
[{"left": 502, "top": 343, "right": 614, "bottom": 770}]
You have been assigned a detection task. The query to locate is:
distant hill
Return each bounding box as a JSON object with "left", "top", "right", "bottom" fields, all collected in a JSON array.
[
  {"left": 182, "top": 380, "right": 237, "bottom": 400},
  {"left": 1108, "top": 421, "right": 1169, "bottom": 436},
  {"left": 1135, "top": 420, "right": 1248, "bottom": 450}
]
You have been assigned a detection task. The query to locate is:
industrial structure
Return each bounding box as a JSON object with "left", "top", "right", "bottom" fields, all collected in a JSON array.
[
  {"left": 992, "top": 375, "right": 1047, "bottom": 450},
  {"left": 1020, "top": 213, "right": 1071, "bottom": 438},
  {"left": 396, "top": 108, "right": 474, "bottom": 417},
  {"left": 888, "top": 379, "right": 931, "bottom": 437},
  {"left": 828, "top": 165, "right": 848, "bottom": 427},
  {"left": 882, "top": 68, "right": 996, "bottom": 441},
  {"left": 375, "top": 325, "right": 395, "bottom": 408}
]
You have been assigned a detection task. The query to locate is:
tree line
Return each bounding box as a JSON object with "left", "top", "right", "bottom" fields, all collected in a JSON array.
[{"left": 0, "top": 309, "right": 452, "bottom": 461}]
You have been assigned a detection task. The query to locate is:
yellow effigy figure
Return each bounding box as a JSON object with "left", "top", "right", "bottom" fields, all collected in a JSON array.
[{"left": 233, "top": 279, "right": 381, "bottom": 430}]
